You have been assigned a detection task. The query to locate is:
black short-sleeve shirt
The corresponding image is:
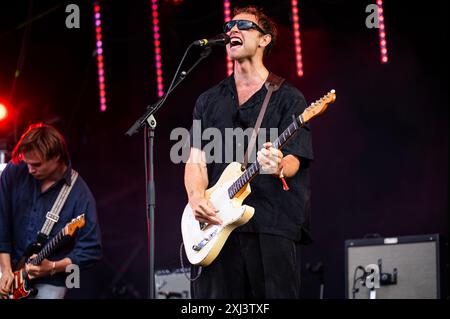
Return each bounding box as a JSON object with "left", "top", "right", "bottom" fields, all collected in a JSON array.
[{"left": 190, "top": 74, "right": 314, "bottom": 243}]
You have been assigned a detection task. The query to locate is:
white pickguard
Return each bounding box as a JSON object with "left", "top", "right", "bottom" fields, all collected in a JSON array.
[{"left": 209, "top": 182, "right": 247, "bottom": 224}]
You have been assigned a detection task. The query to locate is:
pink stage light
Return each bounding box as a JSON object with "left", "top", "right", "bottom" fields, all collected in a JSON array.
[
  {"left": 223, "top": 0, "right": 233, "bottom": 76},
  {"left": 93, "top": 2, "right": 107, "bottom": 112},
  {"left": 291, "top": 0, "right": 304, "bottom": 77},
  {"left": 151, "top": 0, "right": 165, "bottom": 97},
  {"left": 377, "top": 0, "right": 389, "bottom": 63}
]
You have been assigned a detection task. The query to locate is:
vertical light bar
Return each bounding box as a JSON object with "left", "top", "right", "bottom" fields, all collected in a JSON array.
[
  {"left": 151, "top": 0, "right": 164, "bottom": 97},
  {"left": 291, "top": 0, "right": 304, "bottom": 77},
  {"left": 94, "top": 2, "right": 107, "bottom": 112},
  {"left": 223, "top": 0, "right": 233, "bottom": 76},
  {"left": 377, "top": 0, "right": 388, "bottom": 63}
]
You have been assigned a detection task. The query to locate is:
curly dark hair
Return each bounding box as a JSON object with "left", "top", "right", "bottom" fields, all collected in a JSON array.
[{"left": 233, "top": 5, "right": 278, "bottom": 56}]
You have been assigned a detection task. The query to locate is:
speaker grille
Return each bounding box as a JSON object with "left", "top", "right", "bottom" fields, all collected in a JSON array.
[{"left": 345, "top": 234, "right": 440, "bottom": 299}]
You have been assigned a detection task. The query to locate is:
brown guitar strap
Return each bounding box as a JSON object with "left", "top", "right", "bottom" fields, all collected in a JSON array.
[{"left": 241, "top": 72, "right": 285, "bottom": 171}]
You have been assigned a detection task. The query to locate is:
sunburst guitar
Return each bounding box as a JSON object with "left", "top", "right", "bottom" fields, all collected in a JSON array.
[{"left": 1, "top": 214, "right": 85, "bottom": 299}]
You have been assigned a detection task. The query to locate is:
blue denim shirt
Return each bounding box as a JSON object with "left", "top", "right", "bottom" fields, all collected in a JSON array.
[{"left": 0, "top": 161, "right": 102, "bottom": 286}]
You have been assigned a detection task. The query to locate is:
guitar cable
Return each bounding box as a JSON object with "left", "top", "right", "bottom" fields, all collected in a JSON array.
[
  {"left": 352, "top": 265, "right": 367, "bottom": 299},
  {"left": 179, "top": 242, "right": 202, "bottom": 281}
]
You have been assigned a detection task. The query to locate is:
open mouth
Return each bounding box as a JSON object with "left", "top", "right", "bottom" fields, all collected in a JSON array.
[{"left": 230, "top": 37, "right": 243, "bottom": 48}]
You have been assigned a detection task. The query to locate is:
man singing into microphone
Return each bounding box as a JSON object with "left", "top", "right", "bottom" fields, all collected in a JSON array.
[{"left": 185, "top": 6, "right": 313, "bottom": 298}]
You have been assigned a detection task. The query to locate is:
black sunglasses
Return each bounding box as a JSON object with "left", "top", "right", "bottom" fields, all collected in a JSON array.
[{"left": 223, "top": 20, "right": 266, "bottom": 34}]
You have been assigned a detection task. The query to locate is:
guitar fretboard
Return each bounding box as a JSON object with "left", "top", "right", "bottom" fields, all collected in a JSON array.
[
  {"left": 227, "top": 116, "right": 303, "bottom": 198},
  {"left": 31, "top": 231, "right": 65, "bottom": 265}
]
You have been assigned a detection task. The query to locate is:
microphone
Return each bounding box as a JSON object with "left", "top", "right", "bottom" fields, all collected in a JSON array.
[{"left": 193, "top": 33, "right": 230, "bottom": 47}]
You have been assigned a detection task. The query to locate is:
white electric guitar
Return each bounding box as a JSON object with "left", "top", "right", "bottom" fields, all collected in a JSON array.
[{"left": 181, "top": 90, "right": 336, "bottom": 266}]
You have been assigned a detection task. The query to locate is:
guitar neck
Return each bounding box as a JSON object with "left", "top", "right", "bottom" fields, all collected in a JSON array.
[
  {"left": 31, "top": 230, "right": 65, "bottom": 265},
  {"left": 228, "top": 117, "right": 303, "bottom": 198}
]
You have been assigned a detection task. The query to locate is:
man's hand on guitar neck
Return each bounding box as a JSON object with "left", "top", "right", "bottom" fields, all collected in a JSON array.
[
  {"left": 25, "top": 255, "right": 54, "bottom": 279},
  {"left": 257, "top": 142, "right": 300, "bottom": 178},
  {"left": 26, "top": 255, "right": 72, "bottom": 279},
  {"left": 189, "top": 196, "right": 223, "bottom": 225}
]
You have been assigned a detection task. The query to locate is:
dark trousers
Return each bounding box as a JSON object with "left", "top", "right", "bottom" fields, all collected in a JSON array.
[{"left": 191, "top": 232, "right": 301, "bottom": 299}]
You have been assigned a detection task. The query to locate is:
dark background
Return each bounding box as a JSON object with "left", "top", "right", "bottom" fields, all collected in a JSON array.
[{"left": 0, "top": 0, "right": 448, "bottom": 298}]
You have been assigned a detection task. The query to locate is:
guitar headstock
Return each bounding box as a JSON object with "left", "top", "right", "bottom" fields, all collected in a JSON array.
[
  {"left": 300, "top": 89, "right": 336, "bottom": 123},
  {"left": 63, "top": 214, "right": 86, "bottom": 237}
]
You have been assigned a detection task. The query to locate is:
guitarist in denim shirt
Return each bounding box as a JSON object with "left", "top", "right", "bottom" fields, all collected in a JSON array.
[
  {"left": 0, "top": 124, "right": 102, "bottom": 299},
  {"left": 185, "top": 6, "right": 313, "bottom": 298}
]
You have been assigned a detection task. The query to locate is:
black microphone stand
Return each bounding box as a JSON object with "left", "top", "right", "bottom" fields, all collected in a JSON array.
[{"left": 125, "top": 44, "right": 212, "bottom": 299}]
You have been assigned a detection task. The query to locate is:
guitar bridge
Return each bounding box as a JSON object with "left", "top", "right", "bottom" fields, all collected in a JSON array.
[{"left": 192, "top": 228, "right": 218, "bottom": 252}]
